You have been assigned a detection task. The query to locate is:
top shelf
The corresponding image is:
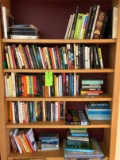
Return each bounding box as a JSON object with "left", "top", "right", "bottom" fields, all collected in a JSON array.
[{"left": 2, "top": 39, "right": 116, "bottom": 44}]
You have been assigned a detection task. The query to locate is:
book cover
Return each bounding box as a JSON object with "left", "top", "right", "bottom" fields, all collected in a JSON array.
[
  {"left": 93, "top": 11, "right": 106, "bottom": 39},
  {"left": 65, "top": 139, "right": 94, "bottom": 152}
]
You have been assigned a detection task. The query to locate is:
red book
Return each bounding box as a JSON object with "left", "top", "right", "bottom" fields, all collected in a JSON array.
[
  {"left": 24, "top": 45, "right": 33, "bottom": 69},
  {"left": 10, "top": 45, "right": 17, "bottom": 69},
  {"left": 9, "top": 129, "right": 18, "bottom": 153},
  {"left": 25, "top": 128, "right": 37, "bottom": 152}
]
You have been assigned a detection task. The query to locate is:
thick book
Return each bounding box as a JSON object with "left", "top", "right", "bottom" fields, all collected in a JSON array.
[
  {"left": 1, "top": 5, "right": 14, "bottom": 38},
  {"left": 70, "top": 6, "right": 79, "bottom": 39},
  {"left": 65, "top": 139, "right": 94, "bottom": 152},
  {"left": 93, "top": 11, "right": 106, "bottom": 39}
]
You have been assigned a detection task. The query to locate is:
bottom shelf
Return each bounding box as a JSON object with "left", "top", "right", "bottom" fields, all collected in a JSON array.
[{"left": 8, "top": 142, "right": 109, "bottom": 160}]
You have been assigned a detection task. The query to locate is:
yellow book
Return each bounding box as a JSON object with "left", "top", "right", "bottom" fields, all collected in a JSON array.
[
  {"left": 9, "top": 75, "right": 13, "bottom": 97},
  {"left": 98, "top": 47, "right": 104, "bottom": 69},
  {"left": 26, "top": 76, "right": 29, "bottom": 96}
]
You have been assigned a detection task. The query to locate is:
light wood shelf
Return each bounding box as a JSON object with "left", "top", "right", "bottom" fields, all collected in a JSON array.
[
  {"left": 3, "top": 69, "right": 114, "bottom": 73},
  {"left": 6, "top": 120, "right": 111, "bottom": 129},
  {"left": 8, "top": 142, "right": 109, "bottom": 160},
  {"left": 2, "top": 39, "right": 116, "bottom": 44},
  {"left": 5, "top": 95, "right": 112, "bottom": 101}
]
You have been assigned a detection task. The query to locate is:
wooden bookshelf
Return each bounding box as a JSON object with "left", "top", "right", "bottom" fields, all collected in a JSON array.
[{"left": 0, "top": 0, "right": 120, "bottom": 160}]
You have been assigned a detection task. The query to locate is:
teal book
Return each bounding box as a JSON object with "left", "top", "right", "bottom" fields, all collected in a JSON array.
[
  {"left": 74, "top": 13, "right": 84, "bottom": 39},
  {"left": 65, "top": 139, "right": 94, "bottom": 152}
]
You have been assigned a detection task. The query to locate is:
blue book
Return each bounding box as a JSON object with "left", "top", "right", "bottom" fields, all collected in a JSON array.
[
  {"left": 65, "top": 139, "right": 94, "bottom": 153},
  {"left": 71, "top": 133, "right": 89, "bottom": 137}
]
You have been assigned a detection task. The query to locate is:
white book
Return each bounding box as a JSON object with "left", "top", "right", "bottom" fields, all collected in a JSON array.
[
  {"left": 55, "top": 102, "right": 58, "bottom": 121},
  {"left": 13, "top": 129, "right": 22, "bottom": 154},
  {"left": 112, "top": 6, "right": 119, "bottom": 38},
  {"left": 64, "top": 14, "right": 73, "bottom": 39},
  {"left": 14, "top": 47, "right": 22, "bottom": 69},
  {"left": 90, "top": 5, "right": 100, "bottom": 39},
  {"left": 11, "top": 72, "right": 16, "bottom": 97},
  {"left": 38, "top": 47, "right": 45, "bottom": 69},
  {"left": 52, "top": 48, "right": 57, "bottom": 69},
  {"left": 10, "top": 35, "right": 39, "bottom": 39},
  {"left": 18, "top": 101, "right": 23, "bottom": 123},
  {"left": 12, "top": 102, "right": 16, "bottom": 123},
  {"left": 1, "top": 6, "right": 14, "bottom": 38},
  {"left": 17, "top": 47, "right": 24, "bottom": 68},
  {"left": 7, "top": 45, "right": 14, "bottom": 69},
  {"left": 67, "top": 14, "right": 75, "bottom": 39},
  {"left": 4, "top": 74, "right": 9, "bottom": 97}
]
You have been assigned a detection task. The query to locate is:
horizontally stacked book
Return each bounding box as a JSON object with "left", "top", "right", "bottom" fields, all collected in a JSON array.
[
  {"left": 3, "top": 44, "right": 104, "bottom": 70},
  {"left": 1, "top": 5, "right": 40, "bottom": 39},
  {"left": 85, "top": 102, "right": 111, "bottom": 120},
  {"left": 9, "top": 24, "right": 40, "bottom": 39},
  {"left": 64, "top": 128, "right": 105, "bottom": 159},
  {"left": 64, "top": 4, "right": 119, "bottom": 39},
  {"left": 38, "top": 132, "right": 59, "bottom": 151}
]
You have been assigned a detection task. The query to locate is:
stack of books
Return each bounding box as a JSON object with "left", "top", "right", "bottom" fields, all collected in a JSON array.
[
  {"left": 64, "top": 129, "right": 105, "bottom": 159},
  {"left": 85, "top": 101, "right": 111, "bottom": 120},
  {"left": 38, "top": 132, "right": 59, "bottom": 151},
  {"left": 9, "top": 128, "right": 37, "bottom": 154},
  {"left": 80, "top": 79, "right": 104, "bottom": 96},
  {"left": 65, "top": 109, "right": 90, "bottom": 125},
  {"left": 8, "top": 24, "right": 40, "bottom": 39},
  {"left": 64, "top": 4, "right": 119, "bottom": 39}
]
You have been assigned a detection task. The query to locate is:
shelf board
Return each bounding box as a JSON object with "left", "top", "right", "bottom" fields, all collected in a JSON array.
[
  {"left": 8, "top": 142, "right": 109, "bottom": 160},
  {"left": 3, "top": 69, "right": 114, "bottom": 73},
  {"left": 6, "top": 120, "right": 111, "bottom": 128},
  {"left": 2, "top": 39, "right": 116, "bottom": 44},
  {"left": 5, "top": 95, "right": 112, "bottom": 101}
]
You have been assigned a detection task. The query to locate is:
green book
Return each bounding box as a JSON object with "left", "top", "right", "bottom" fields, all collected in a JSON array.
[
  {"left": 65, "top": 139, "right": 94, "bottom": 152},
  {"left": 74, "top": 13, "right": 84, "bottom": 39}
]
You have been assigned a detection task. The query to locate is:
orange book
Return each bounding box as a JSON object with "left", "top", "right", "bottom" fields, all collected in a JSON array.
[
  {"left": 9, "top": 101, "right": 13, "bottom": 122},
  {"left": 21, "top": 130, "right": 33, "bottom": 152},
  {"left": 18, "top": 44, "right": 28, "bottom": 69},
  {"left": 16, "top": 135, "right": 26, "bottom": 153},
  {"left": 48, "top": 47, "right": 55, "bottom": 69},
  {"left": 23, "top": 75, "right": 27, "bottom": 97},
  {"left": 44, "top": 86, "right": 48, "bottom": 98}
]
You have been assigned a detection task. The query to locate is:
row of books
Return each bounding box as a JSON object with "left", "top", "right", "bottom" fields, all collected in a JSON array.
[
  {"left": 9, "top": 101, "right": 65, "bottom": 124},
  {"left": 1, "top": 4, "right": 40, "bottom": 39},
  {"left": 3, "top": 44, "right": 104, "bottom": 69},
  {"left": 4, "top": 73, "right": 104, "bottom": 97},
  {"left": 85, "top": 102, "right": 111, "bottom": 120},
  {"left": 10, "top": 128, "right": 37, "bottom": 153},
  {"left": 9, "top": 101, "right": 110, "bottom": 124},
  {"left": 64, "top": 4, "right": 119, "bottom": 39},
  {"left": 64, "top": 129, "right": 105, "bottom": 159}
]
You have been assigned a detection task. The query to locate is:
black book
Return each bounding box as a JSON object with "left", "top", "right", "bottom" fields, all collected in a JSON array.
[
  {"left": 14, "top": 102, "right": 19, "bottom": 123},
  {"left": 29, "top": 45, "right": 38, "bottom": 69},
  {"left": 93, "top": 45, "right": 100, "bottom": 68},
  {"left": 70, "top": 6, "right": 79, "bottom": 39},
  {"left": 103, "top": 8, "right": 112, "bottom": 38},
  {"left": 85, "top": 5, "right": 98, "bottom": 39},
  {"left": 99, "top": 14, "right": 109, "bottom": 38}
]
